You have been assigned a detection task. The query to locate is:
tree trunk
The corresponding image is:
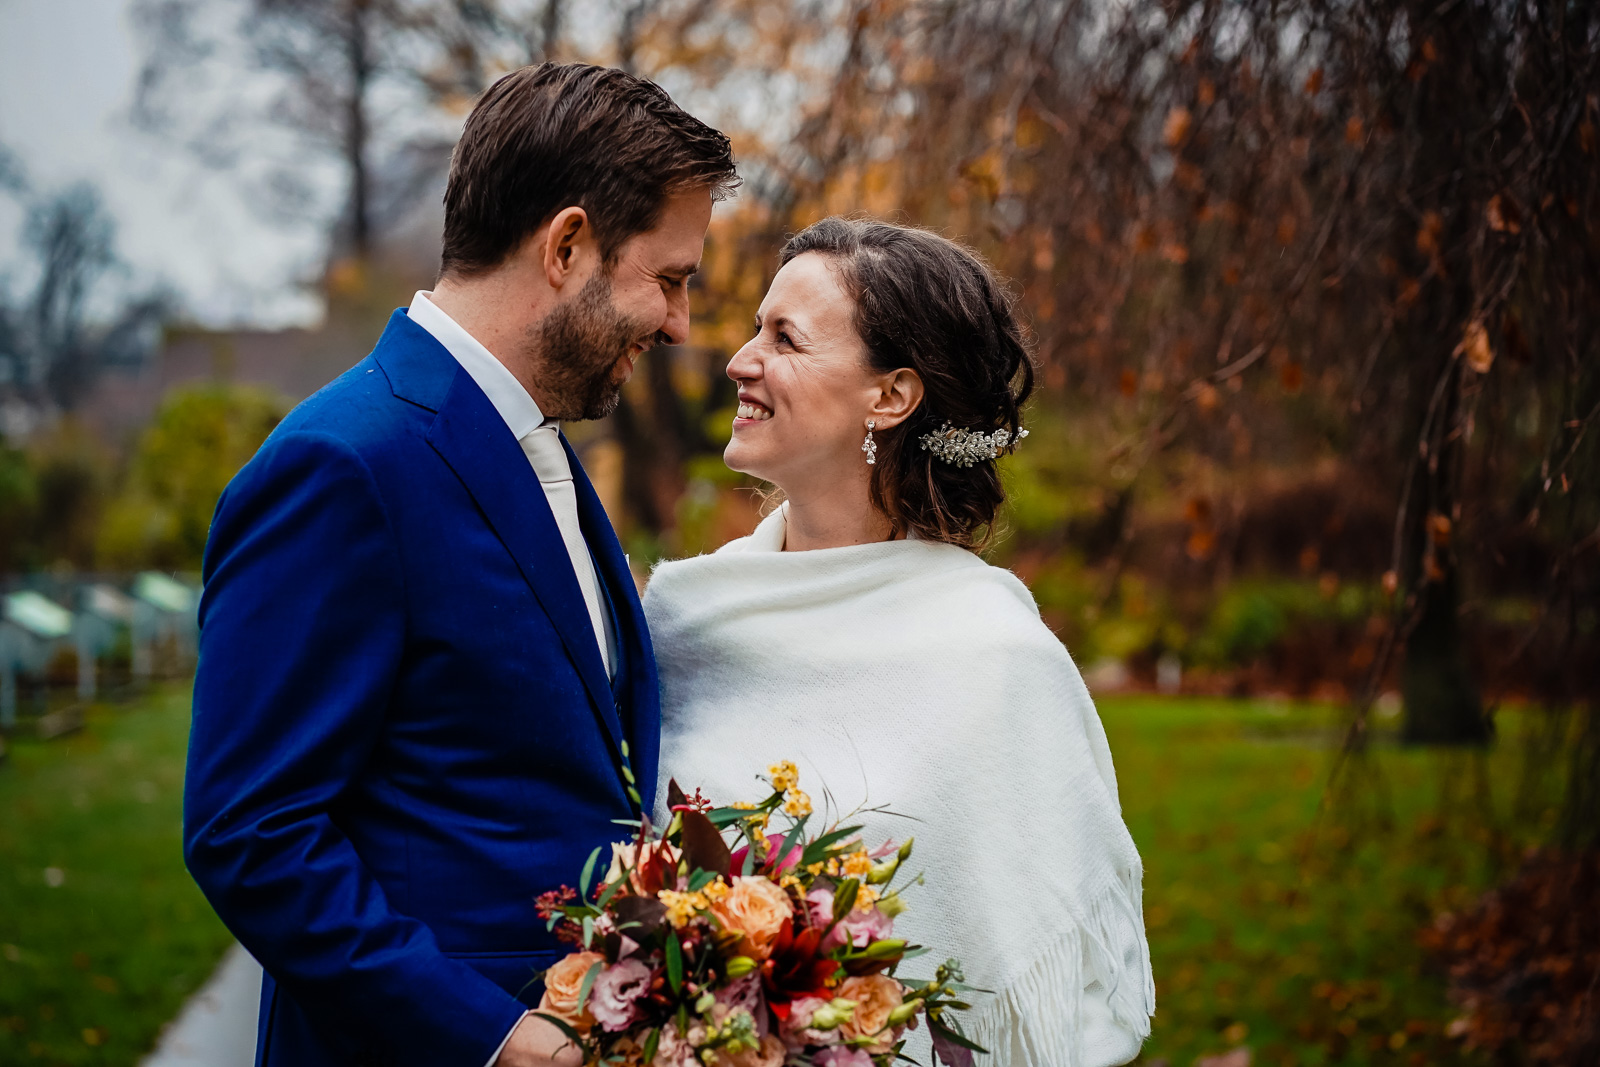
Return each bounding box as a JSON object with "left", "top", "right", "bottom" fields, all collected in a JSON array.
[
  {"left": 1401, "top": 562, "right": 1489, "bottom": 745},
  {"left": 1398, "top": 361, "right": 1490, "bottom": 746},
  {"left": 345, "top": 0, "right": 373, "bottom": 258}
]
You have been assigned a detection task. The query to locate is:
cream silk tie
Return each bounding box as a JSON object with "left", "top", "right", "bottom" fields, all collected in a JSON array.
[{"left": 519, "top": 423, "right": 616, "bottom": 679}]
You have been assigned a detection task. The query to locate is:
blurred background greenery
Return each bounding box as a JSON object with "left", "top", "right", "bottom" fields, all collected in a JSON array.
[{"left": 1, "top": 0, "right": 1596, "bottom": 1064}]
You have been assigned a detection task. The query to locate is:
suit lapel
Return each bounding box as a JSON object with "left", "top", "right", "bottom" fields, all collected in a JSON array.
[
  {"left": 425, "top": 369, "right": 625, "bottom": 763},
  {"left": 565, "top": 435, "right": 660, "bottom": 813}
]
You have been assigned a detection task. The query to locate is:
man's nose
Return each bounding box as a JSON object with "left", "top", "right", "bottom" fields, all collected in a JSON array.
[{"left": 659, "top": 288, "right": 690, "bottom": 346}]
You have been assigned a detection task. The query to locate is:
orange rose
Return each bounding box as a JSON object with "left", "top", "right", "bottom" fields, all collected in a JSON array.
[
  {"left": 538, "top": 951, "right": 604, "bottom": 1034},
  {"left": 711, "top": 876, "right": 793, "bottom": 961},
  {"left": 838, "top": 975, "right": 907, "bottom": 1053}
]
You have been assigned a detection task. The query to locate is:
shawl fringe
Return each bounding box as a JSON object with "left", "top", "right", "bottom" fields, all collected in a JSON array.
[{"left": 962, "top": 867, "right": 1154, "bottom": 1067}]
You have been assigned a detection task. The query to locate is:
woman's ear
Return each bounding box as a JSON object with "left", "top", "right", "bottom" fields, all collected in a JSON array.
[{"left": 869, "top": 368, "right": 925, "bottom": 429}]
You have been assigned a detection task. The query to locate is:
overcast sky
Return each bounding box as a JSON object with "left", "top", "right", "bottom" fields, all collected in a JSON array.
[{"left": 0, "top": 0, "right": 325, "bottom": 327}]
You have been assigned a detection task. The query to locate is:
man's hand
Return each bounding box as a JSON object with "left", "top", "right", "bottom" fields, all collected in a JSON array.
[{"left": 494, "top": 1013, "right": 585, "bottom": 1067}]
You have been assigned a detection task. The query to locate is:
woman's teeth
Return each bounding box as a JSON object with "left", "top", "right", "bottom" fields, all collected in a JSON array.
[{"left": 737, "top": 403, "right": 772, "bottom": 421}]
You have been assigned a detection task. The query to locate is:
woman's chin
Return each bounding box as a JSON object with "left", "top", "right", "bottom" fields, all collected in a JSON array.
[{"left": 722, "top": 440, "right": 766, "bottom": 480}]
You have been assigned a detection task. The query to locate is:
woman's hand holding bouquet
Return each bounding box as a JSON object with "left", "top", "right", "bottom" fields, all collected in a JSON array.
[{"left": 531, "top": 763, "right": 985, "bottom": 1067}]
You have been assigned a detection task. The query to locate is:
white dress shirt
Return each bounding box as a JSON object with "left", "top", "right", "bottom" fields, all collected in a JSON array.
[
  {"left": 408, "top": 291, "right": 617, "bottom": 680},
  {"left": 407, "top": 291, "right": 621, "bottom": 1066}
]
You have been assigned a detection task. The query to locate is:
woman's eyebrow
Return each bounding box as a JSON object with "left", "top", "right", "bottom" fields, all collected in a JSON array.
[{"left": 771, "top": 314, "right": 810, "bottom": 343}]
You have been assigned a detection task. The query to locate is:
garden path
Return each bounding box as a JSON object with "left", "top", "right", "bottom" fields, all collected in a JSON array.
[{"left": 141, "top": 942, "right": 261, "bottom": 1067}]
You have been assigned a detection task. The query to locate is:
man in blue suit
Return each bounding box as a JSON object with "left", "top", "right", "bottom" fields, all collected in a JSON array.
[{"left": 185, "top": 64, "right": 738, "bottom": 1067}]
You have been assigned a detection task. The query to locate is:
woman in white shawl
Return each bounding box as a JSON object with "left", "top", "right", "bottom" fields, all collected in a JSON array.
[{"left": 644, "top": 218, "right": 1152, "bottom": 1067}]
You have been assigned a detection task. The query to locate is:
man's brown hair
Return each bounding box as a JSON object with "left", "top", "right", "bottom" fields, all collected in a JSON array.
[{"left": 441, "top": 63, "right": 738, "bottom": 276}]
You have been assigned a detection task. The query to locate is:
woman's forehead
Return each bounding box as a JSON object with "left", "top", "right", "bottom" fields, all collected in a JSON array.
[{"left": 761, "top": 253, "right": 853, "bottom": 324}]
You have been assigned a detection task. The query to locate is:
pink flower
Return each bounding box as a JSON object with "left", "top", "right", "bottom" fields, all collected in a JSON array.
[
  {"left": 715, "top": 975, "right": 769, "bottom": 1038},
  {"left": 806, "top": 887, "right": 895, "bottom": 949},
  {"left": 656, "top": 1023, "right": 702, "bottom": 1067},
  {"left": 815, "top": 1048, "right": 874, "bottom": 1067},
  {"left": 781, "top": 996, "right": 842, "bottom": 1049},
  {"left": 589, "top": 959, "right": 653, "bottom": 1032},
  {"left": 729, "top": 833, "right": 804, "bottom": 878}
]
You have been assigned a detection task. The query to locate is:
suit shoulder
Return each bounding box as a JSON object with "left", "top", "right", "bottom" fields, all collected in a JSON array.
[{"left": 267, "top": 357, "right": 423, "bottom": 458}]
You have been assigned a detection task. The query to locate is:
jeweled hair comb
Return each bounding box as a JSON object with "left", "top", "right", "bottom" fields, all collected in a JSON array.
[{"left": 918, "top": 422, "right": 1029, "bottom": 467}]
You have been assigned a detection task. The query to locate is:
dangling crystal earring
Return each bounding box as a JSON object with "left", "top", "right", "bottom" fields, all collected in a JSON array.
[{"left": 862, "top": 420, "right": 878, "bottom": 465}]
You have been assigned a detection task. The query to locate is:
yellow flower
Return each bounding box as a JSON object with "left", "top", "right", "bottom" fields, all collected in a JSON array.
[
  {"left": 702, "top": 878, "right": 731, "bottom": 904},
  {"left": 840, "top": 850, "right": 872, "bottom": 878},
  {"left": 782, "top": 790, "right": 812, "bottom": 818},
  {"left": 805, "top": 862, "right": 826, "bottom": 876},
  {"left": 767, "top": 761, "right": 800, "bottom": 793},
  {"left": 854, "top": 885, "right": 881, "bottom": 912},
  {"left": 659, "top": 888, "right": 710, "bottom": 928}
]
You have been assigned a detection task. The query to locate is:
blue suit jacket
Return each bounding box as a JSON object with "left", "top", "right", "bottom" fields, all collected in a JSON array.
[{"left": 185, "top": 311, "right": 660, "bottom": 1067}]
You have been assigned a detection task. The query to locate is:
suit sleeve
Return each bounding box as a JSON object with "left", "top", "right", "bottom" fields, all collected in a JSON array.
[{"left": 185, "top": 430, "right": 528, "bottom": 1067}]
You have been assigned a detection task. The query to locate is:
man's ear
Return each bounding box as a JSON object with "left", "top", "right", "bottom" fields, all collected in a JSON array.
[
  {"left": 541, "top": 206, "right": 592, "bottom": 290},
  {"left": 869, "top": 368, "right": 926, "bottom": 429}
]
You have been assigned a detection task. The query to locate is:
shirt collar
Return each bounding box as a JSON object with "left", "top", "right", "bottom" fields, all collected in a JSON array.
[{"left": 407, "top": 290, "right": 552, "bottom": 440}]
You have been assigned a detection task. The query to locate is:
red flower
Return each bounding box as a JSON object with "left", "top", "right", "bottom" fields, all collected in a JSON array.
[
  {"left": 535, "top": 885, "right": 578, "bottom": 921},
  {"left": 760, "top": 919, "right": 839, "bottom": 1021}
]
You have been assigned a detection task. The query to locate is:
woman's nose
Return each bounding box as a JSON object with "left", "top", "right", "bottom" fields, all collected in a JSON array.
[{"left": 726, "top": 339, "right": 760, "bottom": 382}]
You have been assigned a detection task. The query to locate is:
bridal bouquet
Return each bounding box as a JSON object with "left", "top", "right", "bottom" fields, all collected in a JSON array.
[{"left": 530, "top": 763, "right": 985, "bottom": 1067}]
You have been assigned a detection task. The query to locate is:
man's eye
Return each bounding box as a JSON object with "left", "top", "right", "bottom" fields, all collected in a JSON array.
[{"left": 776, "top": 331, "right": 793, "bottom": 347}]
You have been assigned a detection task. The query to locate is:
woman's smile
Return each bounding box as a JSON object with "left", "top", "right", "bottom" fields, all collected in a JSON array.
[{"left": 734, "top": 396, "right": 773, "bottom": 424}]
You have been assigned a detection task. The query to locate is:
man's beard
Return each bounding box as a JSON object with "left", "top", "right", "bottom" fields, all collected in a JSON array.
[{"left": 535, "top": 268, "right": 655, "bottom": 421}]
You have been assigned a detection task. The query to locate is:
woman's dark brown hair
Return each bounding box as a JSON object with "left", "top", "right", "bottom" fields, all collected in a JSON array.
[
  {"left": 779, "top": 217, "right": 1035, "bottom": 550},
  {"left": 442, "top": 63, "right": 738, "bottom": 276}
]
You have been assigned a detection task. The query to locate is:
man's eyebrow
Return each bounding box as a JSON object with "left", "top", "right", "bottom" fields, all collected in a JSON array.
[{"left": 660, "top": 261, "right": 701, "bottom": 277}]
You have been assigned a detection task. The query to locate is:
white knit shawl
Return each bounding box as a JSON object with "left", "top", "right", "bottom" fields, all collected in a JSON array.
[{"left": 644, "top": 506, "right": 1154, "bottom": 1067}]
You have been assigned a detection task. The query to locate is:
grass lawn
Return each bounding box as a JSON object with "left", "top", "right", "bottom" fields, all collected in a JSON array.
[
  {"left": 1103, "top": 694, "right": 1541, "bottom": 1067},
  {"left": 0, "top": 685, "right": 1545, "bottom": 1067},
  {"left": 0, "top": 684, "right": 233, "bottom": 1066}
]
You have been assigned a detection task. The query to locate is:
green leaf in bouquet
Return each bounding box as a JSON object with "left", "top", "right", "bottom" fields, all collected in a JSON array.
[
  {"left": 679, "top": 808, "right": 732, "bottom": 878},
  {"left": 897, "top": 946, "right": 931, "bottom": 960},
  {"left": 687, "top": 868, "right": 719, "bottom": 892},
  {"left": 533, "top": 1011, "right": 589, "bottom": 1052},
  {"left": 929, "top": 1019, "right": 988, "bottom": 1055},
  {"left": 642, "top": 1028, "right": 661, "bottom": 1065},
  {"left": 582, "top": 915, "right": 596, "bottom": 949},
  {"left": 832, "top": 878, "right": 860, "bottom": 921},
  {"left": 705, "top": 806, "right": 753, "bottom": 827},
  {"left": 666, "top": 931, "right": 684, "bottom": 993},
  {"left": 580, "top": 845, "right": 604, "bottom": 898},
  {"left": 801, "top": 825, "right": 867, "bottom": 867},
  {"left": 595, "top": 878, "right": 626, "bottom": 911},
  {"left": 577, "top": 959, "right": 604, "bottom": 1014},
  {"left": 851, "top": 938, "right": 907, "bottom": 960}
]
